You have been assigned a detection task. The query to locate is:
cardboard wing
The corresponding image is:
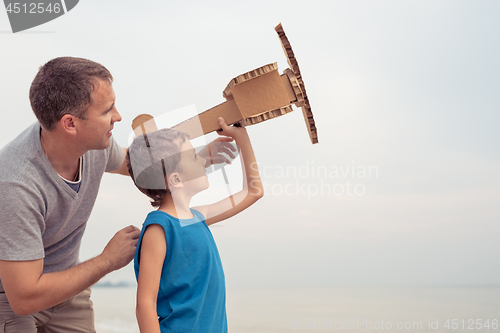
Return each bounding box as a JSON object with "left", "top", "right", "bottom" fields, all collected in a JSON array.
[{"left": 133, "top": 23, "right": 318, "bottom": 144}]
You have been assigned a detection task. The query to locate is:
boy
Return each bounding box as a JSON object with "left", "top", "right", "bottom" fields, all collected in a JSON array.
[{"left": 127, "top": 117, "right": 263, "bottom": 333}]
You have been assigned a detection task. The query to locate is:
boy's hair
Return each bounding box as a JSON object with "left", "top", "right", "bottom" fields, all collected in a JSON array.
[
  {"left": 127, "top": 128, "right": 190, "bottom": 207},
  {"left": 29, "top": 57, "right": 113, "bottom": 131}
]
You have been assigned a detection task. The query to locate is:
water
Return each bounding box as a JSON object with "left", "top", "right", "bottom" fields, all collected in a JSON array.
[
  {"left": 92, "top": 287, "right": 139, "bottom": 333},
  {"left": 91, "top": 287, "right": 500, "bottom": 332}
]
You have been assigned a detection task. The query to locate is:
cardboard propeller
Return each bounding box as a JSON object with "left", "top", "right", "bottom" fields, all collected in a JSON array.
[{"left": 132, "top": 23, "right": 318, "bottom": 144}]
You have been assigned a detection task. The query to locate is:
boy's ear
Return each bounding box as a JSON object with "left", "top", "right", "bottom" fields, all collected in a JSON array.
[{"left": 168, "top": 172, "right": 183, "bottom": 189}]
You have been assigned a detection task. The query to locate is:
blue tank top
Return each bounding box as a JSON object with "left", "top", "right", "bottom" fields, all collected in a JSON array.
[{"left": 134, "top": 209, "right": 227, "bottom": 333}]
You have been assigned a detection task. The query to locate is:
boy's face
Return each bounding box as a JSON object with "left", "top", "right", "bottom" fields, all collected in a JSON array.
[{"left": 175, "top": 140, "right": 209, "bottom": 193}]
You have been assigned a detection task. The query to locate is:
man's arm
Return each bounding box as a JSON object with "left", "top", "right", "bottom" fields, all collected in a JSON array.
[
  {"left": 0, "top": 225, "right": 139, "bottom": 316},
  {"left": 109, "top": 148, "right": 129, "bottom": 176}
]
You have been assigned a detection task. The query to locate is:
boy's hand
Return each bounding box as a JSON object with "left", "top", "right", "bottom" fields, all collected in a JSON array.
[{"left": 216, "top": 117, "right": 248, "bottom": 140}]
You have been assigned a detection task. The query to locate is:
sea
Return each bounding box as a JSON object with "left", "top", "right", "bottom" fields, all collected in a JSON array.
[{"left": 91, "top": 286, "right": 500, "bottom": 332}]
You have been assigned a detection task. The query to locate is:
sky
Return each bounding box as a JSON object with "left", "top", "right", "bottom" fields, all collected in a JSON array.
[{"left": 0, "top": 0, "right": 499, "bottom": 289}]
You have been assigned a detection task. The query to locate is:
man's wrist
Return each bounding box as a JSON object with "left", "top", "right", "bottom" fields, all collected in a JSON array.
[{"left": 94, "top": 253, "right": 114, "bottom": 275}]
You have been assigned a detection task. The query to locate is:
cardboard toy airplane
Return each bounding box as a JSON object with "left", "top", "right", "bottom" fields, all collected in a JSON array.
[{"left": 132, "top": 23, "right": 318, "bottom": 144}]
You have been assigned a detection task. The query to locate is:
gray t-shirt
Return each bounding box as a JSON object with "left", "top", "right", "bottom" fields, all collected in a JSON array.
[{"left": 0, "top": 122, "right": 124, "bottom": 292}]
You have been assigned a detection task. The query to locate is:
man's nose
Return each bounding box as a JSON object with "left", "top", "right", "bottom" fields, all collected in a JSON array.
[{"left": 112, "top": 109, "right": 122, "bottom": 123}]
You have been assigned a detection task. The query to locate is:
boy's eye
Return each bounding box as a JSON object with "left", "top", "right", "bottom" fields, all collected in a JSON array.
[{"left": 194, "top": 154, "right": 197, "bottom": 160}]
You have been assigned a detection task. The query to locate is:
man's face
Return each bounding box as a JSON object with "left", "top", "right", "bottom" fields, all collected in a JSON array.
[{"left": 77, "top": 79, "right": 122, "bottom": 150}]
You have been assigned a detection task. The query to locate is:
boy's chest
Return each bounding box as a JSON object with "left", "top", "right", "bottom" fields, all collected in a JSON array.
[{"left": 171, "top": 224, "right": 219, "bottom": 261}]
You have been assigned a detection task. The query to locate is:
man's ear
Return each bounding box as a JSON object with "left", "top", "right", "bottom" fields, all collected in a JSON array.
[
  {"left": 168, "top": 172, "right": 183, "bottom": 189},
  {"left": 60, "top": 114, "right": 77, "bottom": 135}
]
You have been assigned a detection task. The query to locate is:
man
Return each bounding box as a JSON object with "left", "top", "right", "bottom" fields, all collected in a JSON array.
[{"left": 0, "top": 57, "right": 140, "bottom": 332}]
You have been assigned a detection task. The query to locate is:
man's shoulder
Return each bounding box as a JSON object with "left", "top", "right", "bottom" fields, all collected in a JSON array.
[
  {"left": 0, "top": 123, "right": 41, "bottom": 183},
  {"left": 0, "top": 123, "right": 39, "bottom": 159}
]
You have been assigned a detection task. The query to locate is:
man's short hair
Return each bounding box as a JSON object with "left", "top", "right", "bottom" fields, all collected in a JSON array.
[{"left": 29, "top": 57, "right": 113, "bottom": 131}]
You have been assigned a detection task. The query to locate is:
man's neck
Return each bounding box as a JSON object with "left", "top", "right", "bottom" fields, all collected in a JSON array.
[{"left": 40, "top": 127, "right": 84, "bottom": 181}]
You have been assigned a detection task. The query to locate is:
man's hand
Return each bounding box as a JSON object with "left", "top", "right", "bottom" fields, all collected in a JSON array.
[
  {"left": 199, "top": 135, "right": 238, "bottom": 168},
  {"left": 100, "top": 225, "right": 140, "bottom": 272}
]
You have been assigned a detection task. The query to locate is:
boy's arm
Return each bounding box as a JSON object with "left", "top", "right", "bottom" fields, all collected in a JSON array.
[
  {"left": 193, "top": 118, "right": 264, "bottom": 225},
  {"left": 136, "top": 224, "right": 165, "bottom": 333}
]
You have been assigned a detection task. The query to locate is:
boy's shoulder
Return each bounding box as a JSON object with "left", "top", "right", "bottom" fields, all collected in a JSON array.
[
  {"left": 143, "top": 210, "right": 170, "bottom": 225},
  {"left": 142, "top": 209, "right": 206, "bottom": 229}
]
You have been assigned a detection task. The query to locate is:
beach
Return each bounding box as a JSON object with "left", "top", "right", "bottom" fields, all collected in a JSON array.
[{"left": 92, "top": 286, "right": 500, "bottom": 332}]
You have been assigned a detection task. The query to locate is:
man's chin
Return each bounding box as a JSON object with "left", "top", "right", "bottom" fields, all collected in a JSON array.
[{"left": 94, "top": 138, "right": 111, "bottom": 150}]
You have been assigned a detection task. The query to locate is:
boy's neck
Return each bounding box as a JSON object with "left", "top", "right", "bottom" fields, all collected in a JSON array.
[{"left": 158, "top": 193, "right": 194, "bottom": 219}]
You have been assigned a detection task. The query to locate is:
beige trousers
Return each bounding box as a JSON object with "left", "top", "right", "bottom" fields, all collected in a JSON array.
[{"left": 0, "top": 288, "right": 95, "bottom": 333}]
